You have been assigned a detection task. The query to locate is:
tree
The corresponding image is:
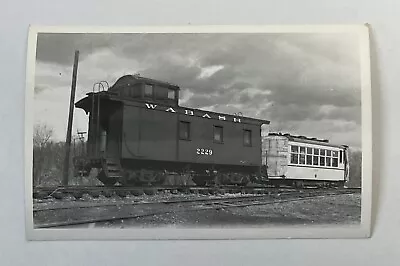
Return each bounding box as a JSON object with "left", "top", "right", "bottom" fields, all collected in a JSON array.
[
  {"left": 347, "top": 149, "right": 362, "bottom": 188},
  {"left": 32, "top": 123, "right": 54, "bottom": 186}
]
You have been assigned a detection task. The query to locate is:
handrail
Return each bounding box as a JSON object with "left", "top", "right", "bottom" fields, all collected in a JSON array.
[{"left": 89, "top": 80, "right": 110, "bottom": 158}]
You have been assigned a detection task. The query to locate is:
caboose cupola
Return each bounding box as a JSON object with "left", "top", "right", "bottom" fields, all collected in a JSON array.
[{"left": 108, "top": 74, "right": 180, "bottom": 106}]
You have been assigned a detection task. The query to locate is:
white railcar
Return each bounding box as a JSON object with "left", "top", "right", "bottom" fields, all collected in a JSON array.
[{"left": 263, "top": 133, "right": 349, "bottom": 188}]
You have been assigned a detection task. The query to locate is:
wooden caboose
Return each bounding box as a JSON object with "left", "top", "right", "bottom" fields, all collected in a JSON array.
[{"left": 75, "top": 75, "right": 270, "bottom": 186}]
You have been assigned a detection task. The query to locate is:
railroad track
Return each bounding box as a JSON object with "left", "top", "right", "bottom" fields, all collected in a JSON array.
[
  {"left": 33, "top": 185, "right": 288, "bottom": 200},
  {"left": 33, "top": 188, "right": 359, "bottom": 229},
  {"left": 33, "top": 184, "right": 359, "bottom": 200}
]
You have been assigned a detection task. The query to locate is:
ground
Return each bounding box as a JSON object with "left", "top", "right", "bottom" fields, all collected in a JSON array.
[{"left": 64, "top": 193, "right": 361, "bottom": 228}]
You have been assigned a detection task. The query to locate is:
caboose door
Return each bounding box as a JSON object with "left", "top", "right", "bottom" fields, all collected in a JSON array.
[{"left": 105, "top": 102, "right": 123, "bottom": 158}]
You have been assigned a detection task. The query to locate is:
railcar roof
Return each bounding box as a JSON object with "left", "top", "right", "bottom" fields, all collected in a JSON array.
[
  {"left": 109, "top": 74, "right": 180, "bottom": 91},
  {"left": 178, "top": 104, "right": 270, "bottom": 125},
  {"left": 266, "top": 132, "right": 348, "bottom": 148},
  {"left": 75, "top": 91, "right": 270, "bottom": 125}
]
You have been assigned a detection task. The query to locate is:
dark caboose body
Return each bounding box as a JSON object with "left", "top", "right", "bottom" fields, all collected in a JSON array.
[{"left": 75, "top": 75, "right": 270, "bottom": 186}]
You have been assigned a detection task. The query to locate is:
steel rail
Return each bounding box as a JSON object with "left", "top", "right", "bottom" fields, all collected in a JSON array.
[{"left": 33, "top": 190, "right": 358, "bottom": 229}]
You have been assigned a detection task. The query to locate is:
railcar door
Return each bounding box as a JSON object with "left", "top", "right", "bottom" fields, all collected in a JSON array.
[
  {"left": 104, "top": 101, "right": 123, "bottom": 159},
  {"left": 265, "top": 136, "right": 288, "bottom": 177},
  {"left": 339, "top": 147, "right": 350, "bottom": 182},
  {"left": 343, "top": 147, "right": 350, "bottom": 183}
]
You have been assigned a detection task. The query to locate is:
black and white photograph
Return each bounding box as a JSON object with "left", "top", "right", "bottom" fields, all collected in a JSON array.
[{"left": 25, "top": 25, "right": 372, "bottom": 240}]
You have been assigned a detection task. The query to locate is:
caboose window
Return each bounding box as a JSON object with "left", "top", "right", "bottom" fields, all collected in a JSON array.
[
  {"left": 300, "top": 146, "right": 306, "bottom": 154},
  {"left": 168, "top": 89, "right": 175, "bottom": 100},
  {"left": 291, "top": 145, "right": 299, "bottom": 153},
  {"left": 144, "top": 84, "right": 154, "bottom": 97},
  {"left": 214, "top": 126, "right": 223, "bottom": 143},
  {"left": 332, "top": 158, "right": 339, "bottom": 167},
  {"left": 306, "top": 147, "right": 312, "bottom": 154},
  {"left": 243, "top": 130, "right": 252, "bottom": 146},
  {"left": 179, "top": 121, "right": 190, "bottom": 140}
]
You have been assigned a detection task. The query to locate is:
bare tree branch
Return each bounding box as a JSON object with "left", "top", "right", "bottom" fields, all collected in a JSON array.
[{"left": 33, "top": 124, "right": 54, "bottom": 148}]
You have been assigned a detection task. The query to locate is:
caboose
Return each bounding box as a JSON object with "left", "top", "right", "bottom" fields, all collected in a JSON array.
[{"left": 75, "top": 74, "right": 270, "bottom": 186}]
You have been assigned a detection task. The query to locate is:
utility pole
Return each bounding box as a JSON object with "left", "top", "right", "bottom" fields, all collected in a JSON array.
[{"left": 62, "top": 50, "right": 80, "bottom": 186}]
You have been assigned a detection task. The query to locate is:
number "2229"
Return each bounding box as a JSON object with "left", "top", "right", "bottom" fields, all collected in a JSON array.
[{"left": 197, "top": 148, "right": 213, "bottom": 155}]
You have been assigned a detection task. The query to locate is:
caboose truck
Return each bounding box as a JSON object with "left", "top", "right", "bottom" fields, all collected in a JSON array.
[
  {"left": 263, "top": 133, "right": 350, "bottom": 188},
  {"left": 75, "top": 74, "right": 270, "bottom": 186}
]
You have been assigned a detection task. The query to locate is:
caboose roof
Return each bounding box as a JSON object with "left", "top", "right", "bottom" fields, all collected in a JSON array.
[
  {"left": 75, "top": 92, "right": 270, "bottom": 126},
  {"left": 109, "top": 74, "right": 180, "bottom": 91}
]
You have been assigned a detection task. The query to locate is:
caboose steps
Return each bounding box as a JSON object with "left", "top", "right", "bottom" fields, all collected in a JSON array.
[{"left": 97, "top": 158, "right": 123, "bottom": 186}]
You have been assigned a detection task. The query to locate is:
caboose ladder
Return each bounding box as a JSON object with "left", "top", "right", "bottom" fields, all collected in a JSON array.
[{"left": 101, "top": 158, "right": 123, "bottom": 180}]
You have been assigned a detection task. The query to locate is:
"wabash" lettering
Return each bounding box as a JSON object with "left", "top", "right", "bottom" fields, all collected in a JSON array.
[
  {"left": 145, "top": 103, "right": 157, "bottom": 109},
  {"left": 185, "top": 110, "right": 194, "bottom": 116},
  {"left": 144, "top": 102, "right": 242, "bottom": 123},
  {"left": 165, "top": 107, "right": 176, "bottom": 113}
]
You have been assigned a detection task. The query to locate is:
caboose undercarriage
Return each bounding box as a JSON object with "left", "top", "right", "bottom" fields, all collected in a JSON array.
[{"left": 81, "top": 157, "right": 265, "bottom": 187}]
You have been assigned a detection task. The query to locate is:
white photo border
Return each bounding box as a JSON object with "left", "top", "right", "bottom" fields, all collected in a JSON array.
[{"left": 25, "top": 24, "right": 372, "bottom": 240}]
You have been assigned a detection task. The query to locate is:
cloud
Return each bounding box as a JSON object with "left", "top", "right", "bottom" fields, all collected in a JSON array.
[{"left": 34, "top": 32, "right": 362, "bottom": 149}]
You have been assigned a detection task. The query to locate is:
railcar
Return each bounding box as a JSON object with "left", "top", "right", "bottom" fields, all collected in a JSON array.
[
  {"left": 74, "top": 74, "right": 270, "bottom": 186},
  {"left": 263, "top": 133, "right": 350, "bottom": 188}
]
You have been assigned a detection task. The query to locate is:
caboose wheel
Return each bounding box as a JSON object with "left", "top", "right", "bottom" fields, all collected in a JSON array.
[
  {"left": 131, "top": 189, "right": 144, "bottom": 196},
  {"left": 97, "top": 170, "right": 117, "bottom": 186},
  {"left": 72, "top": 191, "right": 84, "bottom": 199},
  {"left": 144, "top": 188, "right": 156, "bottom": 196}
]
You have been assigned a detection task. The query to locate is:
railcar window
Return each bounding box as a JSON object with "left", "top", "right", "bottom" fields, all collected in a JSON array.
[
  {"left": 326, "top": 157, "right": 331, "bottom": 167},
  {"left": 320, "top": 156, "right": 325, "bottom": 166},
  {"left": 168, "top": 89, "right": 175, "bottom": 100},
  {"left": 290, "top": 146, "right": 299, "bottom": 164},
  {"left": 314, "top": 148, "right": 319, "bottom": 155},
  {"left": 307, "top": 147, "right": 312, "bottom": 154},
  {"left": 306, "top": 155, "right": 312, "bottom": 165},
  {"left": 300, "top": 147, "right": 306, "bottom": 154},
  {"left": 155, "top": 86, "right": 168, "bottom": 99},
  {"left": 339, "top": 150, "right": 343, "bottom": 163},
  {"left": 291, "top": 153, "right": 299, "bottom": 164},
  {"left": 144, "top": 84, "right": 154, "bottom": 97},
  {"left": 327, "top": 150, "right": 332, "bottom": 156},
  {"left": 313, "top": 155, "right": 319, "bottom": 165},
  {"left": 179, "top": 121, "right": 190, "bottom": 140},
  {"left": 124, "top": 87, "right": 131, "bottom": 97},
  {"left": 299, "top": 154, "right": 306, "bottom": 164},
  {"left": 214, "top": 126, "right": 223, "bottom": 143},
  {"left": 333, "top": 151, "right": 338, "bottom": 157},
  {"left": 320, "top": 149, "right": 326, "bottom": 156},
  {"left": 332, "top": 158, "right": 338, "bottom": 167},
  {"left": 243, "top": 130, "right": 252, "bottom": 146}
]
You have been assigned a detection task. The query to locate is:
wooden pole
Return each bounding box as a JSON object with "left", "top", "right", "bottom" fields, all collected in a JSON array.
[{"left": 62, "top": 50, "right": 80, "bottom": 186}]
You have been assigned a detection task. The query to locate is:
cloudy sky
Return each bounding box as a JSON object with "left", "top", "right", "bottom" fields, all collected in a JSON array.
[{"left": 34, "top": 32, "right": 362, "bottom": 149}]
